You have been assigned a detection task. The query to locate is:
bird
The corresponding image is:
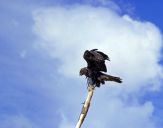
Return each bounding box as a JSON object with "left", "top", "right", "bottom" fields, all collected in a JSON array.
[
  {"left": 83, "top": 49, "right": 110, "bottom": 72},
  {"left": 81, "top": 49, "right": 122, "bottom": 87},
  {"left": 80, "top": 67, "right": 122, "bottom": 87}
]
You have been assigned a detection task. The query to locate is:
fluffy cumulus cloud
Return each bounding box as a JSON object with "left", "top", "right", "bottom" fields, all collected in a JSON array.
[{"left": 33, "top": 5, "right": 163, "bottom": 128}]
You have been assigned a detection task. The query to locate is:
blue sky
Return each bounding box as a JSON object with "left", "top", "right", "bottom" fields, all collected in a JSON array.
[{"left": 0, "top": 0, "right": 163, "bottom": 128}]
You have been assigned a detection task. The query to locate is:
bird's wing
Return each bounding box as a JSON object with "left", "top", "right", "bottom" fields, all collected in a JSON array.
[
  {"left": 90, "top": 50, "right": 104, "bottom": 61},
  {"left": 96, "top": 51, "right": 110, "bottom": 61},
  {"left": 90, "top": 49, "right": 98, "bottom": 51},
  {"left": 89, "top": 61, "right": 107, "bottom": 72}
]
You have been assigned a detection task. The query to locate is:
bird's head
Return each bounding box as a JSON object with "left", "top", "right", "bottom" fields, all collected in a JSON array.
[{"left": 80, "top": 67, "right": 89, "bottom": 76}]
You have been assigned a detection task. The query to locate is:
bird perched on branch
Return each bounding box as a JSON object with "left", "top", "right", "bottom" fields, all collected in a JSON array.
[{"left": 80, "top": 49, "right": 122, "bottom": 87}]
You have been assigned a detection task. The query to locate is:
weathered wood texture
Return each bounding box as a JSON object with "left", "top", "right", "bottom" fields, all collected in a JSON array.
[{"left": 75, "top": 85, "right": 94, "bottom": 128}]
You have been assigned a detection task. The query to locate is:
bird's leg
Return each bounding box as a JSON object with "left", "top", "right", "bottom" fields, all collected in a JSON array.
[{"left": 87, "top": 77, "right": 96, "bottom": 89}]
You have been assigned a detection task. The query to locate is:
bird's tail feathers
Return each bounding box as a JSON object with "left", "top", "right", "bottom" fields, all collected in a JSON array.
[{"left": 98, "top": 74, "right": 122, "bottom": 83}]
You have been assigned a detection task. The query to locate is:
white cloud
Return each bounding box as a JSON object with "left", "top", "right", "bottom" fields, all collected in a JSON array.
[
  {"left": 58, "top": 111, "right": 74, "bottom": 128},
  {"left": 33, "top": 5, "right": 163, "bottom": 128},
  {"left": 84, "top": 97, "right": 155, "bottom": 128}
]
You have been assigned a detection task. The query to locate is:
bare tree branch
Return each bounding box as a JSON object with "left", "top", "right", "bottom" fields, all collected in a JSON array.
[{"left": 75, "top": 85, "right": 95, "bottom": 128}]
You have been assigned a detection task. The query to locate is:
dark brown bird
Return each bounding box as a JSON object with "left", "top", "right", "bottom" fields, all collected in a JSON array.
[
  {"left": 83, "top": 49, "right": 109, "bottom": 72},
  {"left": 80, "top": 67, "right": 122, "bottom": 87}
]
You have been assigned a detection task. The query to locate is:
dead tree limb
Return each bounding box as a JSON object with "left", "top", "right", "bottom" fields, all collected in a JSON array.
[{"left": 75, "top": 85, "right": 95, "bottom": 128}]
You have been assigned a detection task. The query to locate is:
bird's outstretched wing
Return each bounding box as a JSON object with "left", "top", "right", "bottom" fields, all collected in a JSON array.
[
  {"left": 84, "top": 49, "right": 109, "bottom": 72},
  {"left": 96, "top": 51, "right": 110, "bottom": 61},
  {"left": 90, "top": 49, "right": 98, "bottom": 51},
  {"left": 89, "top": 49, "right": 110, "bottom": 61}
]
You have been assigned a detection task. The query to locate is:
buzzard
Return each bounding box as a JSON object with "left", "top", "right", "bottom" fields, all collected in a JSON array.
[
  {"left": 80, "top": 49, "right": 122, "bottom": 87},
  {"left": 83, "top": 49, "right": 109, "bottom": 72}
]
